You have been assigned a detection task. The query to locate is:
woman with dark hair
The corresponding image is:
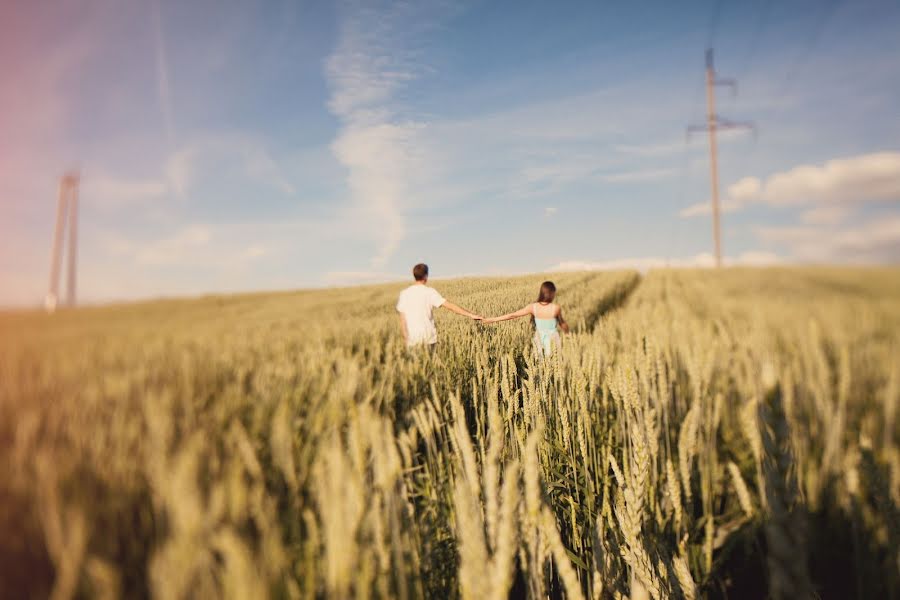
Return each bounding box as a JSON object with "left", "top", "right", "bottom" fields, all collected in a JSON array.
[{"left": 482, "top": 281, "right": 569, "bottom": 355}]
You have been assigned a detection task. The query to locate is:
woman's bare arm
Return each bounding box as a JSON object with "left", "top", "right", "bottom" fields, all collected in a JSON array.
[
  {"left": 557, "top": 308, "right": 570, "bottom": 333},
  {"left": 483, "top": 304, "right": 533, "bottom": 324}
]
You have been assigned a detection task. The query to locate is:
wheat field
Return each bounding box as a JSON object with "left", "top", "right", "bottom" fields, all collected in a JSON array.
[{"left": 1, "top": 267, "right": 899, "bottom": 599}]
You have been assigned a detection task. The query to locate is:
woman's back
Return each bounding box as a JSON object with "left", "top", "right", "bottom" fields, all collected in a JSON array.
[
  {"left": 532, "top": 302, "right": 559, "bottom": 323},
  {"left": 532, "top": 303, "right": 559, "bottom": 354}
]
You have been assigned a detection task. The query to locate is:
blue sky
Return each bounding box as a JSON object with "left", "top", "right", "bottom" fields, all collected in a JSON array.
[{"left": 2, "top": 0, "right": 899, "bottom": 305}]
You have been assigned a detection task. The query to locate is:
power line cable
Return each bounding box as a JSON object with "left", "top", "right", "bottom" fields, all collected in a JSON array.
[
  {"left": 734, "top": 0, "right": 772, "bottom": 83},
  {"left": 775, "top": 0, "right": 842, "bottom": 102},
  {"left": 706, "top": 0, "right": 726, "bottom": 49},
  {"left": 724, "top": 0, "right": 773, "bottom": 188}
]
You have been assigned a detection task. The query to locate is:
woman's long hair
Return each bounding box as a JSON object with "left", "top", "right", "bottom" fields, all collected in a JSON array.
[{"left": 531, "top": 281, "right": 556, "bottom": 327}]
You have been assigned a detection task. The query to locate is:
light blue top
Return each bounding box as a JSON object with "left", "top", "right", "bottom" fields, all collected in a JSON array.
[{"left": 533, "top": 304, "right": 559, "bottom": 354}]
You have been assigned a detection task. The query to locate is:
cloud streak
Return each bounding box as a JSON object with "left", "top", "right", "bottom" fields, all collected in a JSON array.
[
  {"left": 152, "top": 0, "right": 176, "bottom": 148},
  {"left": 325, "top": 2, "right": 441, "bottom": 268},
  {"left": 551, "top": 251, "right": 780, "bottom": 273}
]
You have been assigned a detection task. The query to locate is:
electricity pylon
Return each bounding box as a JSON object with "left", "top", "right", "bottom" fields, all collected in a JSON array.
[
  {"left": 46, "top": 172, "right": 80, "bottom": 312},
  {"left": 687, "top": 49, "right": 755, "bottom": 267}
]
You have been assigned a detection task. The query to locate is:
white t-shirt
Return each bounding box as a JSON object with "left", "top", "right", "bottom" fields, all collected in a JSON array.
[{"left": 396, "top": 284, "right": 446, "bottom": 346}]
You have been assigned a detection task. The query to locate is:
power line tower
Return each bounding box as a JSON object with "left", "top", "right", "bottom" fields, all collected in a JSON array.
[
  {"left": 46, "top": 172, "right": 80, "bottom": 312},
  {"left": 687, "top": 49, "right": 755, "bottom": 267}
]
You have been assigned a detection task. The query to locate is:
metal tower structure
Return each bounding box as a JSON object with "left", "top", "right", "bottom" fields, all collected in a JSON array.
[
  {"left": 687, "top": 49, "right": 755, "bottom": 267},
  {"left": 46, "top": 172, "right": 80, "bottom": 312}
]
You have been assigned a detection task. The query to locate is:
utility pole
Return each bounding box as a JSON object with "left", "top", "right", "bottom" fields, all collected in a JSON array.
[
  {"left": 46, "top": 172, "right": 80, "bottom": 312},
  {"left": 687, "top": 49, "right": 755, "bottom": 267}
]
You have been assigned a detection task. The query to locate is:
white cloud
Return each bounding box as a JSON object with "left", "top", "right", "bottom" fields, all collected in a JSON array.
[
  {"left": 550, "top": 251, "right": 780, "bottom": 273},
  {"left": 756, "top": 216, "right": 900, "bottom": 262},
  {"left": 763, "top": 152, "right": 900, "bottom": 206},
  {"left": 728, "top": 176, "right": 763, "bottom": 203},
  {"left": 681, "top": 152, "right": 900, "bottom": 219},
  {"left": 544, "top": 207, "right": 558, "bottom": 217}
]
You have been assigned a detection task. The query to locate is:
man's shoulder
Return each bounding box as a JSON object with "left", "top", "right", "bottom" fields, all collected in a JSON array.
[{"left": 398, "top": 285, "right": 422, "bottom": 301}]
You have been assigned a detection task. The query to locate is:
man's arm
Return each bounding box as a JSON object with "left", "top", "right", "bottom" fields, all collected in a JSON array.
[
  {"left": 441, "top": 300, "right": 482, "bottom": 320},
  {"left": 398, "top": 312, "right": 409, "bottom": 343}
]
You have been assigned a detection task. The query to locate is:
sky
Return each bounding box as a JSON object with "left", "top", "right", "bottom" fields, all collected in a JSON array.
[{"left": 1, "top": 0, "right": 899, "bottom": 306}]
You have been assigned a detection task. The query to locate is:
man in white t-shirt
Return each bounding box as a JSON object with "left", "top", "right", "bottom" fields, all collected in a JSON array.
[{"left": 396, "top": 263, "right": 482, "bottom": 348}]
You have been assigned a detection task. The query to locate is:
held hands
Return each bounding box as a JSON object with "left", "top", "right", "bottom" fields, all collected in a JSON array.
[
  {"left": 465, "top": 311, "right": 499, "bottom": 324},
  {"left": 468, "top": 313, "right": 495, "bottom": 323}
]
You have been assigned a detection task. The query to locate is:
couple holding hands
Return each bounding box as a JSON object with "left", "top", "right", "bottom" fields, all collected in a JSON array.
[{"left": 396, "top": 263, "right": 569, "bottom": 356}]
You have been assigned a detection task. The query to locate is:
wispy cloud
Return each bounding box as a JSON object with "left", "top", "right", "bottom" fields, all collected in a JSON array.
[
  {"left": 799, "top": 204, "right": 852, "bottom": 225},
  {"left": 135, "top": 225, "right": 212, "bottom": 266},
  {"left": 164, "top": 134, "right": 295, "bottom": 198},
  {"left": 613, "top": 131, "right": 750, "bottom": 158},
  {"left": 603, "top": 167, "right": 677, "bottom": 183},
  {"left": 516, "top": 159, "right": 676, "bottom": 198},
  {"left": 325, "top": 2, "right": 446, "bottom": 268}
]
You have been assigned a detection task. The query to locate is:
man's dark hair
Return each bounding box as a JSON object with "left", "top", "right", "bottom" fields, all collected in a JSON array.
[{"left": 413, "top": 263, "right": 429, "bottom": 281}]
